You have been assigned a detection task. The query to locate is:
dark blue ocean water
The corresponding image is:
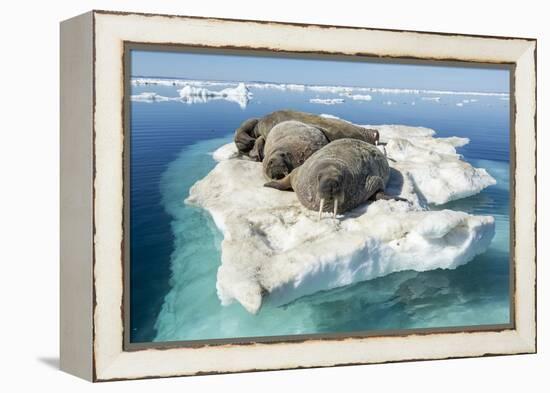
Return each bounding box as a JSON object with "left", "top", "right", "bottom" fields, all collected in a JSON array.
[{"left": 129, "top": 81, "right": 510, "bottom": 343}]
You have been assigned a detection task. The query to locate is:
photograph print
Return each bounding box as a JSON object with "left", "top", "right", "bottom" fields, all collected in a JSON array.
[{"left": 126, "top": 46, "right": 512, "bottom": 346}]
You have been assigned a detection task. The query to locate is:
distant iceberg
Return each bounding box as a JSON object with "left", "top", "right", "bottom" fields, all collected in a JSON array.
[
  {"left": 348, "top": 94, "right": 373, "bottom": 101},
  {"left": 132, "top": 77, "right": 184, "bottom": 87},
  {"left": 131, "top": 82, "right": 253, "bottom": 109},
  {"left": 177, "top": 83, "right": 252, "bottom": 109},
  {"left": 185, "top": 123, "right": 496, "bottom": 314},
  {"left": 422, "top": 89, "right": 508, "bottom": 97},
  {"left": 131, "top": 77, "right": 509, "bottom": 99},
  {"left": 248, "top": 82, "right": 306, "bottom": 91},
  {"left": 130, "top": 92, "right": 173, "bottom": 102},
  {"left": 339, "top": 92, "right": 373, "bottom": 101},
  {"left": 309, "top": 98, "right": 345, "bottom": 105},
  {"left": 132, "top": 77, "right": 235, "bottom": 88},
  {"left": 309, "top": 85, "right": 355, "bottom": 94}
]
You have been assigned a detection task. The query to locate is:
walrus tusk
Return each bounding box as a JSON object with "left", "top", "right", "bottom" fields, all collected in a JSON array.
[
  {"left": 318, "top": 199, "right": 324, "bottom": 221},
  {"left": 333, "top": 199, "right": 338, "bottom": 218}
]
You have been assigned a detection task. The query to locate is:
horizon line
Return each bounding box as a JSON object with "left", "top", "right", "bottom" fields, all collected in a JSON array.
[{"left": 130, "top": 75, "right": 510, "bottom": 96}]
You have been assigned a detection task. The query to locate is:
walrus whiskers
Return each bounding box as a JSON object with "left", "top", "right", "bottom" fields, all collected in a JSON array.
[
  {"left": 333, "top": 199, "right": 338, "bottom": 218},
  {"left": 318, "top": 198, "right": 325, "bottom": 220}
]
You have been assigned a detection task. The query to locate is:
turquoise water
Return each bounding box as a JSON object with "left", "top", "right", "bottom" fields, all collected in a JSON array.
[{"left": 129, "top": 80, "right": 510, "bottom": 343}]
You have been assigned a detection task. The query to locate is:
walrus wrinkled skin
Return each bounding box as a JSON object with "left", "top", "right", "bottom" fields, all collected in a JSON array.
[
  {"left": 233, "top": 110, "right": 379, "bottom": 161},
  {"left": 264, "top": 138, "right": 406, "bottom": 217},
  {"left": 262, "top": 120, "right": 329, "bottom": 180}
]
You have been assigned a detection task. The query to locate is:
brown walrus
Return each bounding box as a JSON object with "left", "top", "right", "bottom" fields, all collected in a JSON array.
[
  {"left": 264, "top": 138, "right": 406, "bottom": 218},
  {"left": 233, "top": 110, "right": 380, "bottom": 162},
  {"left": 262, "top": 120, "right": 329, "bottom": 180}
]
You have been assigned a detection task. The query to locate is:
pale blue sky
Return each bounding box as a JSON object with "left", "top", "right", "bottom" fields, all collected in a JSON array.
[{"left": 131, "top": 50, "right": 510, "bottom": 93}]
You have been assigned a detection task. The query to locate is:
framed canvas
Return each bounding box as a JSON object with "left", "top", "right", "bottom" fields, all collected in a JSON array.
[{"left": 60, "top": 10, "right": 537, "bottom": 381}]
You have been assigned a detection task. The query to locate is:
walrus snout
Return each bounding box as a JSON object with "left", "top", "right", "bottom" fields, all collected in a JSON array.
[
  {"left": 265, "top": 154, "right": 291, "bottom": 180},
  {"left": 318, "top": 177, "right": 342, "bottom": 200},
  {"left": 266, "top": 162, "right": 288, "bottom": 180},
  {"left": 272, "top": 170, "right": 288, "bottom": 180},
  {"left": 317, "top": 174, "right": 345, "bottom": 219}
]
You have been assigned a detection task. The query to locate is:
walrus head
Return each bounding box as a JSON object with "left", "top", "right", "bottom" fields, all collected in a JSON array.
[
  {"left": 234, "top": 118, "right": 259, "bottom": 153},
  {"left": 316, "top": 163, "right": 347, "bottom": 219},
  {"left": 264, "top": 151, "right": 293, "bottom": 180}
]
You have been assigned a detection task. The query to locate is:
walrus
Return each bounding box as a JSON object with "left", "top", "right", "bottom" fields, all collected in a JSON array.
[
  {"left": 264, "top": 138, "right": 406, "bottom": 218},
  {"left": 262, "top": 120, "right": 329, "bottom": 180},
  {"left": 233, "top": 110, "right": 379, "bottom": 161}
]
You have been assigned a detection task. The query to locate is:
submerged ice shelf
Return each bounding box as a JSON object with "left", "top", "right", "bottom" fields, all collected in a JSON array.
[{"left": 185, "top": 124, "right": 496, "bottom": 314}]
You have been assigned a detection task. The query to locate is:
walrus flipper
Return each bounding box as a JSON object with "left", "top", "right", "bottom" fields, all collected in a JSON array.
[
  {"left": 234, "top": 118, "right": 259, "bottom": 154},
  {"left": 364, "top": 176, "right": 385, "bottom": 201},
  {"left": 249, "top": 136, "right": 265, "bottom": 162},
  {"left": 374, "top": 191, "right": 409, "bottom": 203},
  {"left": 365, "top": 176, "right": 408, "bottom": 202},
  {"left": 264, "top": 174, "right": 293, "bottom": 191}
]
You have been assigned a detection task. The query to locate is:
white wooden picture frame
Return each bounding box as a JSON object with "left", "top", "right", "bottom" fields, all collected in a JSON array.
[{"left": 60, "top": 10, "right": 536, "bottom": 381}]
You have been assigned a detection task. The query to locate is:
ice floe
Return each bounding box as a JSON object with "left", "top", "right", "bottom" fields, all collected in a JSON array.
[
  {"left": 131, "top": 78, "right": 509, "bottom": 111},
  {"left": 370, "top": 124, "right": 496, "bottom": 205},
  {"left": 421, "top": 97, "right": 441, "bottom": 102},
  {"left": 131, "top": 78, "right": 509, "bottom": 99},
  {"left": 185, "top": 122, "right": 496, "bottom": 313},
  {"left": 309, "top": 98, "right": 345, "bottom": 105},
  {"left": 178, "top": 83, "right": 252, "bottom": 109},
  {"left": 422, "top": 89, "right": 508, "bottom": 97},
  {"left": 308, "top": 85, "right": 354, "bottom": 95},
  {"left": 132, "top": 77, "right": 235, "bottom": 88},
  {"left": 131, "top": 82, "right": 253, "bottom": 108},
  {"left": 340, "top": 93, "right": 373, "bottom": 101},
  {"left": 248, "top": 82, "right": 306, "bottom": 91},
  {"left": 131, "top": 92, "right": 173, "bottom": 102}
]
